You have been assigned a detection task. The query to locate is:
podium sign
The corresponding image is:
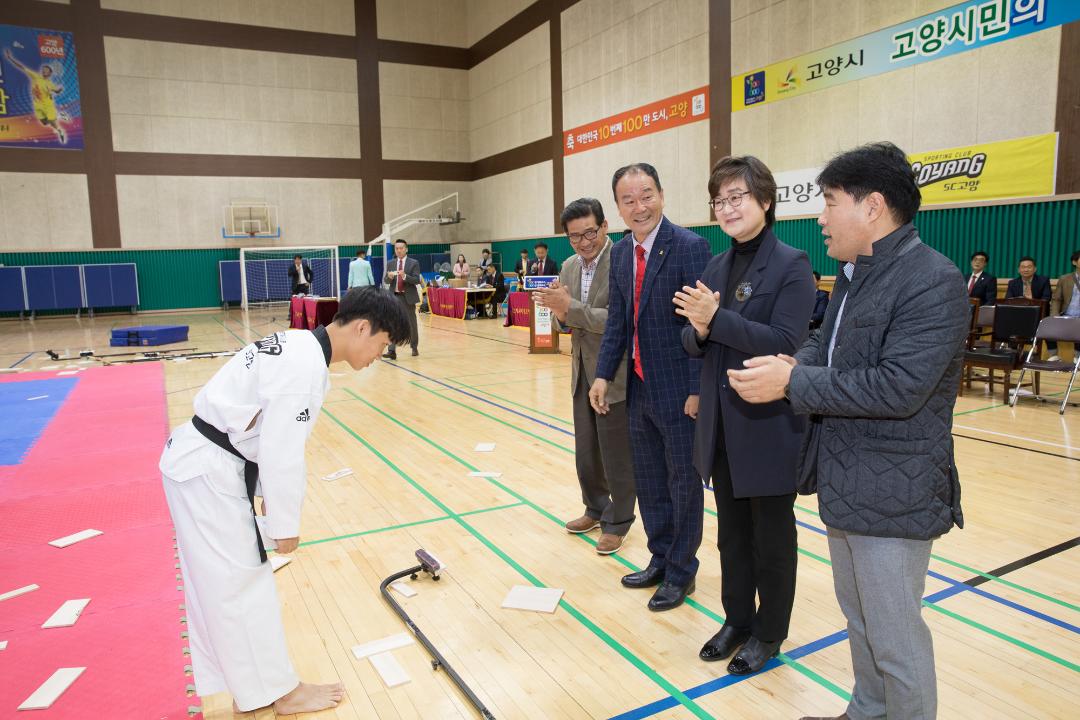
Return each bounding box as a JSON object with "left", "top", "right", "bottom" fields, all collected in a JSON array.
[{"left": 523, "top": 276, "right": 560, "bottom": 354}]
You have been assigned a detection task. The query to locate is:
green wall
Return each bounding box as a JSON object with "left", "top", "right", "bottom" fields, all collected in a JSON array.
[{"left": 492, "top": 198, "right": 1080, "bottom": 279}]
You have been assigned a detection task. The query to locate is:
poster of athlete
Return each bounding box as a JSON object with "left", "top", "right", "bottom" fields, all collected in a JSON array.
[{"left": 0, "top": 24, "right": 82, "bottom": 149}]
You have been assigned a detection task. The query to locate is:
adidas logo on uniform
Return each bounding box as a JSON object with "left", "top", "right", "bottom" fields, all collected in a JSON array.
[{"left": 296, "top": 409, "right": 310, "bottom": 422}]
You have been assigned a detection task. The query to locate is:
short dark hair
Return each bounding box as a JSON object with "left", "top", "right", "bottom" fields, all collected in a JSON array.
[
  {"left": 334, "top": 287, "right": 411, "bottom": 345},
  {"left": 482, "top": 249, "right": 490, "bottom": 255},
  {"left": 1018, "top": 256, "right": 1036, "bottom": 266},
  {"left": 560, "top": 197, "right": 606, "bottom": 232},
  {"left": 708, "top": 155, "right": 778, "bottom": 227},
  {"left": 534, "top": 242, "right": 548, "bottom": 250},
  {"left": 520, "top": 249, "right": 528, "bottom": 254},
  {"left": 817, "top": 142, "right": 921, "bottom": 225},
  {"left": 971, "top": 251, "right": 989, "bottom": 262},
  {"left": 357, "top": 248, "right": 366, "bottom": 257},
  {"left": 1072, "top": 250, "right": 1080, "bottom": 264},
  {"left": 293, "top": 254, "right": 303, "bottom": 260},
  {"left": 813, "top": 271, "right": 821, "bottom": 281},
  {"left": 611, "top": 163, "right": 663, "bottom": 200},
  {"left": 395, "top": 239, "right": 408, "bottom": 247}
]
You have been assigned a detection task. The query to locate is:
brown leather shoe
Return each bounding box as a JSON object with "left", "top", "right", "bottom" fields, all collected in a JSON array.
[
  {"left": 595, "top": 533, "right": 624, "bottom": 555},
  {"left": 798, "top": 714, "right": 849, "bottom": 720},
  {"left": 564, "top": 515, "right": 599, "bottom": 533}
]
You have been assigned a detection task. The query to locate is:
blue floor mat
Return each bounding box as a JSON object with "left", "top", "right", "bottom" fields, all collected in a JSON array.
[{"left": 0, "top": 377, "right": 79, "bottom": 465}]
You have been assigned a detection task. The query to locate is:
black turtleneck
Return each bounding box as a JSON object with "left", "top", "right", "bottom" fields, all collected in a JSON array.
[{"left": 722, "top": 227, "right": 767, "bottom": 309}]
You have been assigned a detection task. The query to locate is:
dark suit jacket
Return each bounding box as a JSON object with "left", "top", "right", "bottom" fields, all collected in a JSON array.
[
  {"left": 967, "top": 272, "right": 997, "bottom": 306},
  {"left": 384, "top": 256, "right": 421, "bottom": 305},
  {"left": 514, "top": 257, "right": 531, "bottom": 280},
  {"left": 1005, "top": 274, "right": 1051, "bottom": 301},
  {"left": 810, "top": 289, "right": 830, "bottom": 329},
  {"left": 529, "top": 257, "right": 559, "bottom": 276},
  {"left": 481, "top": 271, "right": 507, "bottom": 304},
  {"left": 682, "top": 230, "right": 814, "bottom": 497},
  {"left": 596, "top": 217, "right": 711, "bottom": 415},
  {"left": 288, "top": 261, "right": 313, "bottom": 294}
]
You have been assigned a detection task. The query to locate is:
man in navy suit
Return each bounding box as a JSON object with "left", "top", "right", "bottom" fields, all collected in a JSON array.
[
  {"left": 1005, "top": 256, "right": 1051, "bottom": 302},
  {"left": 966, "top": 251, "right": 997, "bottom": 306},
  {"left": 590, "top": 163, "right": 711, "bottom": 611}
]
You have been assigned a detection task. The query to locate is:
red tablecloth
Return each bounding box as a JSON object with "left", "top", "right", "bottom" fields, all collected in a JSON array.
[
  {"left": 289, "top": 297, "right": 339, "bottom": 329},
  {"left": 504, "top": 291, "right": 531, "bottom": 327},
  {"left": 426, "top": 287, "right": 467, "bottom": 318}
]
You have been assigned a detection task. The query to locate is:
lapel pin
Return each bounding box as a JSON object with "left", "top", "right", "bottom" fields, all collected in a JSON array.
[{"left": 735, "top": 281, "right": 753, "bottom": 302}]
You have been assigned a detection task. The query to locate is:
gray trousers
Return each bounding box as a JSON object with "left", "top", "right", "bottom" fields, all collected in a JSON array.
[
  {"left": 571, "top": 369, "right": 636, "bottom": 535},
  {"left": 827, "top": 527, "right": 937, "bottom": 720}
]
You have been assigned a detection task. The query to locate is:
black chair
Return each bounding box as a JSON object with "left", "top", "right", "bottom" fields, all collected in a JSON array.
[
  {"left": 1010, "top": 317, "right": 1080, "bottom": 414},
  {"left": 961, "top": 304, "right": 1041, "bottom": 402}
]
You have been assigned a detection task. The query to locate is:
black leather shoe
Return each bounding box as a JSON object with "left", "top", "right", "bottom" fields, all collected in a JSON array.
[
  {"left": 727, "top": 636, "right": 782, "bottom": 675},
  {"left": 621, "top": 566, "right": 664, "bottom": 588},
  {"left": 648, "top": 579, "right": 695, "bottom": 611},
  {"left": 382, "top": 352, "right": 397, "bottom": 360},
  {"left": 411, "top": 348, "right": 419, "bottom": 356},
  {"left": 699, "top": 625, "right": 751, "bottom": 662}
]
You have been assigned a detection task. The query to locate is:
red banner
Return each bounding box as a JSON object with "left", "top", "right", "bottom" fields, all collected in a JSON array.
[
  {"left": 563, "top": 86, "right": 710, "bottom": 156},
  {"left": 504, "top": 291, "right": 532, "bottom": 328},
  {"left": 427, "top": 287, "right": 467, "bottom": 319},
  {"left": 304, "top": 297, "right": 339, "bottom": 329}
]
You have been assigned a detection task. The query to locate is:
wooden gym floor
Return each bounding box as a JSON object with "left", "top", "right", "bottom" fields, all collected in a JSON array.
[{"left": 1, "top": 309, "right": 1077, "bottom": 719}]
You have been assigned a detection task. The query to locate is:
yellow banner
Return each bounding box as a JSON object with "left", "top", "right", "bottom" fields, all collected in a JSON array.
[{"left": 911, "top": 133, "right": 1057, "bottom": 204}]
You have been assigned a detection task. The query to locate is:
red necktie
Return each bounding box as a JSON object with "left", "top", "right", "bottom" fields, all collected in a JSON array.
[
  {"left": 397, "top": 259, "right": 404, "bottom": 292},
  {"left": 968, "top": 275, "right": 976, "bottom": 293},
  {"left": 633, "top": 244, "right": 646, "bottom": 381}
]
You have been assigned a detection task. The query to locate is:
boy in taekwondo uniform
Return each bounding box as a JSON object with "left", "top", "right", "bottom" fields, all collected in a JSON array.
[{"left": 159, "top": 288, "right": 410, "bottom": 715}]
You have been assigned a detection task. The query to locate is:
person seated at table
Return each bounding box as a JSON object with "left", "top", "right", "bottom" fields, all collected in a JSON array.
[
  {"left": 453, "top": 254, "right": 470, "bottom": 280},
  {"left": 479, "top": 263, "right": 507, "bottom": 317}
]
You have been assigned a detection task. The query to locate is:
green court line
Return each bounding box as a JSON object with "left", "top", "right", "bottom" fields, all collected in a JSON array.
[
  {"left": 792, "top": 504, "right": 1080, "bottom": 613},
  {"left": 210, "top": 314, "right": 247, "bottom": 345},
  {"left": 319, "top": 404, "right": 717, "bottom": 720},
  {"left": 409, "top": 381, "right": 574, "bottom": 455},
  {"left": 446, "top": 378, "right": 574, "bottom": 425},
  {"left": 298, "top": 502, "right": 525, "bottom": 548},
  {"left": 953, "top": 390, "right": 1066, "bottom": 417},
  {"left": 924, "top": 602, "right": 1080, "bottom": 673},
  {"left": 344, "top": 388, "right": 846, "bottom": 701}
]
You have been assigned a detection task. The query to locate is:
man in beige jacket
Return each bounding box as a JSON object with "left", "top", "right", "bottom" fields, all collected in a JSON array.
[
  {"left": 535, "top": 198, "right": 636, "bottom": 555},
  {"left": 1048, "top": 250, "right": 1080, "bottom": 360}
]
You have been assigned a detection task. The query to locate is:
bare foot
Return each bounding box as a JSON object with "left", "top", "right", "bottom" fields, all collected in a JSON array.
[{"left": 273, "top": 682, "right": 346, "bottom": 715}]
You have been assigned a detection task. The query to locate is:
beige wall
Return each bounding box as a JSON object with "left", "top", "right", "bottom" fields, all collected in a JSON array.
[
  {"left": 116, "top": 176, "right": 363, "bottom": 248},
  {"left": 468, "top": 24, "right": 551, "bottom": 161},
  {"left": 564, "top": 123, "right": 711, "bottom": 231},
  {"left": 376, "top": 0, "right": 468, "bottom": 46},
  {"left": 469, "top": 162, "right": 553, "bottom": 241},
  {"left": 467, "top": 0, "right": 534, "bottom": 46},
  {"left": 105, "top": 38, "right": 360, "bottom": 158},
  {"left": 380, "top": 63, "right": 469, "bottom": 162},
  {"left": 730, "top": 0, "right": 1062, "bottom": 172},
  {"left": 0, "top": 173, "right": 92, "bottom": 251},
  {"left": 383, "top": 179, "right": 473, "bottom": 245},
  {"left": 101, "top": 0, "right": 355, "bottom": 36}
]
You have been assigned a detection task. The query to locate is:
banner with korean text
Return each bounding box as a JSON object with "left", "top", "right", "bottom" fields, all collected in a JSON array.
[
  {"left": 732, "top": 0, "right": 1080, "bottom": 112},
  {"left": 563, "top": 86, "right": 709, "bottom": 156},
  {"left": 0, "top": 24, "right": 82, "bottom": 148},
  {"left": 773, "top": 133, "right": 1057, "bottom": 218}
]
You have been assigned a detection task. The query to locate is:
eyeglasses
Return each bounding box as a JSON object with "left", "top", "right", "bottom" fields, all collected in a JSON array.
[
  {"left": 568, "top": 228, "right": 601, "bottom": 242},
  {"left": 708, "top": 190, "right": 750, "bottom": 211}
]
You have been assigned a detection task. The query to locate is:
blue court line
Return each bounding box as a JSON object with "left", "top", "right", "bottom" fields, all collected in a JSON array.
[
  {"left": 382, "top": 360, "right": 575, "bottom": 436},
  {"left": 10, "top": 352, "right": 33, "bottom": 367},
  {"left": 795, "top": 519, "right": 1080, "bottom": 635}
]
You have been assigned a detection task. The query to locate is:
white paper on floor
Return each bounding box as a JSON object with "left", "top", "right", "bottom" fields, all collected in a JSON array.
[
  {"left": 501, "top": 585, "right": 564, "bottom": 613},
  {"left": 42, "top": 599, "right": 90, "bottom": 629},
  {"left": 352, "top": 632, "right": 414, "bottom": 660},
  {"left": 0, "top": 584, "right": 39, "bottom": 602},
  {"left": 57, "top": 371, "right": 78, "bottom": 376},
  {"left": 390, "top": 581, "right": 417, "bottom": 598},
  {"left": 322, "top": 468, "right": 353, "bottom": 481},
  {"left": 17, "top": 667, "right": 86, "bottom": 710},
  {"left": 468, "top": 471, "right": 502, "bottom": 478},
  {"left": 0, "top": 640, "right": 8, "bottom": 650},
  {"left": 474, "top": 442, "right": 496, "bottom": 452},
  {"left": 27, "top": 395, "right": 48, "bottom": 401},
  {"left": 49, "top": 529, "right": 103, "bottom": 548},
  {"left": 270, "top": 556, "right": 292, "bottom": 572},
  {"left": 370, "top": 651, "right": 410, "bottom": 687},
  {"left": 40, "top": 365, "right": 60, "bottom": 370}
]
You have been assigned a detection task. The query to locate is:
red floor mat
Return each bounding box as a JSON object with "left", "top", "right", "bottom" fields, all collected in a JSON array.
[{"left": 0, "top": 365, "right": 193, "bottom": 718}]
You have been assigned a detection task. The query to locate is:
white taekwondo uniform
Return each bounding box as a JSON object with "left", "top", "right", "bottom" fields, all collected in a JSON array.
[{"left": 159, "top": 328, "right": 330, "bottom": 711}]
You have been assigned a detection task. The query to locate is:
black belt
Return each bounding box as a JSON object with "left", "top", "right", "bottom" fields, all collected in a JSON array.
[{"left": 191, "top": 415, "right": 267, "bottom": 563}]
